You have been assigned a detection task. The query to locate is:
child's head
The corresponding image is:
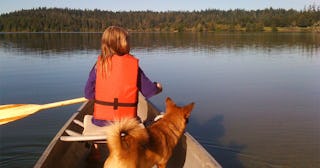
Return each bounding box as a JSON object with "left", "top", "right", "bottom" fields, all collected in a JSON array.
[{"left": 101, "top": 26, "right": 130, "bottom": 57}]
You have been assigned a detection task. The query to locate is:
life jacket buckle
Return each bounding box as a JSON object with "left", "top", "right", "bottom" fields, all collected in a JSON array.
[{"left": 113, "top": 98, "right": 118, "bottom": 110}]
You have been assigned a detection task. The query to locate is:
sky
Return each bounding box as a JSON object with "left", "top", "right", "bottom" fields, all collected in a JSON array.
[{"left": 1, "top": 0, "right": 319, "bottom": 14}]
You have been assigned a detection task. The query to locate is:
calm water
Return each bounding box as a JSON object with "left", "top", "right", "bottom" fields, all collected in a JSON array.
[{"left": 0, "top": 32, "right": 319, "bottom": 168}]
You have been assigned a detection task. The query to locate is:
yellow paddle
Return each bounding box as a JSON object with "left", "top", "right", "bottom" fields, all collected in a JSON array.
[{"left": 0, "top": 97, "right": 87, "bottom": 125}]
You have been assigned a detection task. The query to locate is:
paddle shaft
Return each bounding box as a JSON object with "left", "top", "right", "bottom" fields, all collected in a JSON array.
[{"left": 40, "top": 97, "right": 87, "bottom": 110}]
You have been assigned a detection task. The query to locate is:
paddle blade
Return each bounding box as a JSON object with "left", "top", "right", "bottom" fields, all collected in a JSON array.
[
  {"left": 0, "top": 97, "right": 87, "bottom": 125},
  {"left": 0, "top": 104, "right": 41, "bottom": 125}
]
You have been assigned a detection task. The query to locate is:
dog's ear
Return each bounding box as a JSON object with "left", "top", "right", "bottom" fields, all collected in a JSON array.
[
  {"left": 184, "top": 102, "right": 195, "bottom": 118},
  {"left": 165, "top": 97, "right": 175, "bottom": 106}
]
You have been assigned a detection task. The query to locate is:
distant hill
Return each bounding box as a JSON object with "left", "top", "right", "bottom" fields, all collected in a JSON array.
[{"left": 0, "top": 6, "right": 319, "bottom": 32}]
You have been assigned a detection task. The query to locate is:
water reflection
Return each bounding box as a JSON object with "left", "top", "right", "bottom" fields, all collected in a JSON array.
[
  {"left": 189, "top": 115, "right": 246, "bottom": 167},
  {"left": 0, "top": 32, "right": 319, "bottom": 54},
  {"left": 0, "top": 33, "right": 100, "bottom": 53}
]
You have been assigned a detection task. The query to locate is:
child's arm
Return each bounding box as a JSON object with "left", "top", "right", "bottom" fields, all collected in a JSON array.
[
  {"left": 138, "top": 67, "right": 162, "bottom": 98},
  {"left": 84, "top": 64, "right": 96, "bottom": 100}
]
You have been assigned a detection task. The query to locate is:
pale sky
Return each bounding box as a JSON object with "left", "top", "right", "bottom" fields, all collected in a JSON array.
[{"left": 1, "top": 0, "right": 319, "bottom": 14}]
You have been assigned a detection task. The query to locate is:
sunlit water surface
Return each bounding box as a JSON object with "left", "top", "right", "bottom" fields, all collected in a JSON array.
[{"left": 0, "top": 33, "right": 319, "bottom": 168}]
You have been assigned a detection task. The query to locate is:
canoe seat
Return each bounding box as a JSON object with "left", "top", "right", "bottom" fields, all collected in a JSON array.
[
  {"left": 65, "top": 129, "right": 82, "bottom": 136},
  {"left": 82, "top": 115, "right": 110, "bottom": 136},
  {"left": 60, "top": 115, "right": 109, "bottom": 142},
  {"left": 60, "top": 115, "right": 147, "bottom": 142},
  {"left": 60, "top": 93, "right": 157, "bottom": 142}
]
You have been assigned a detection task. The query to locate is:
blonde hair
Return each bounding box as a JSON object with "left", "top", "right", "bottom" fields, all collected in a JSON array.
[{"left": 100, "top": 26, "right": 130, "bottom": 76}]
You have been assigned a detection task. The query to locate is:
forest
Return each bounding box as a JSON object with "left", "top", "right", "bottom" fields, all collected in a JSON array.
[{"left": 0, "top": 5, "right": 319, "bottom": 32}]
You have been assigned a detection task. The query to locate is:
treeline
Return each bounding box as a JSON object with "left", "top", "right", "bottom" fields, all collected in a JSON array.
[{"left": 0, "top": 6, "right": 319, "bottom": 32}]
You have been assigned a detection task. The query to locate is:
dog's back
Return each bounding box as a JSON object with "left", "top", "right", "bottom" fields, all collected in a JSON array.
[
  {"left": 104, "top": 97, "right": 194, "bottom": 168},
  {"left": 145, "top": 97, "right": 194, "bottom": 167},
  {"left": 104, "top": 118, "right": 148, "bottom": 168}
]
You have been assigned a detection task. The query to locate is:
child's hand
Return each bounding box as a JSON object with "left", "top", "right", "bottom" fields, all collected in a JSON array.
[{"left": 156, "top": 82, "right": 163, "bottom": 94}]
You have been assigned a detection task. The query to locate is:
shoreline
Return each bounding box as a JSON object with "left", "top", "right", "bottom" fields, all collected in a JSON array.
[{"left": 0, "top": 27, "right": 318, "bottom": 33}]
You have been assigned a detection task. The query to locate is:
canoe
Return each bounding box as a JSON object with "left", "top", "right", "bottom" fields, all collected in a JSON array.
[{"left": 34, "top": 95, "right": 222, "bottom": 168}]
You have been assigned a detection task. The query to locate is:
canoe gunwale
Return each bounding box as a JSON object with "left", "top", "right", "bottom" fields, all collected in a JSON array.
[{"left": 34, "top": 101, "right": 90, "bottom": 168}]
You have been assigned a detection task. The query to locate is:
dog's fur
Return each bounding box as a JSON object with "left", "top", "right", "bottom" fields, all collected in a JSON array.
[{"left": 104, "top": 97, "right": 195, "bottom": 168}]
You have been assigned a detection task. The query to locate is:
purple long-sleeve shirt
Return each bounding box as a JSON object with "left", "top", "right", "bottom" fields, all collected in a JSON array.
[
  {"left": 84, "top": 65, "right": 159, "bottom": 100},
  {"left": 84, "top": 64, "right": 160, "bottom": 126}
]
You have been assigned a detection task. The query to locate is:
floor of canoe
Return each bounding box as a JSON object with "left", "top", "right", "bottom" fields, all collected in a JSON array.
[{"left": 85, "top": 144, "right": 109, "bottom": 168}]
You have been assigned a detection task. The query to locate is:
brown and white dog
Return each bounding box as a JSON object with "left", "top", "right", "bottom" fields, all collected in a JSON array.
[{"left": 104, "top": 97, "right": 195, "bottom": 168}]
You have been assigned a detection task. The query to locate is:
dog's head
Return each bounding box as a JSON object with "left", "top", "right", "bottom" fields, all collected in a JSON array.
[{"left": 165, "top": 97, "right": 195, "bottom": 121}]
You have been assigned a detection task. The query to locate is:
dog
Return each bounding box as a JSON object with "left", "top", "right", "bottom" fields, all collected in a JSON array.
[{"left": 104, "top": 97, "right": 195, "bottom": 168}]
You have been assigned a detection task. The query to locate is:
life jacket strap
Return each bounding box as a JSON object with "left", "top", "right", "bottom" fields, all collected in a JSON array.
[{"left": 95, "top": 98, "right": 138, "bottom": 110}]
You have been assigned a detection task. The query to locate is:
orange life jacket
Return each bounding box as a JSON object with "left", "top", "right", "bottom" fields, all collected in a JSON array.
[{"left": 94, "top": 54, "right": 139, "bottom": 121}]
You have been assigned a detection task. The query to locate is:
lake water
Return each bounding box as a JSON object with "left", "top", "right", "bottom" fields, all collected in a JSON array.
[{"left": 0, "top": 32, "right": 319, "bottom": 168}]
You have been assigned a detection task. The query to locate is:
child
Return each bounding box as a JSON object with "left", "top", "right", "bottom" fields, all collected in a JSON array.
[{"left": 84, "top": 26, "right": 162, "bottom": 127}]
